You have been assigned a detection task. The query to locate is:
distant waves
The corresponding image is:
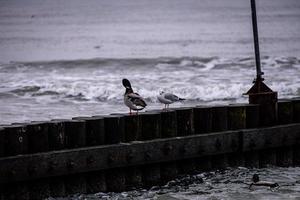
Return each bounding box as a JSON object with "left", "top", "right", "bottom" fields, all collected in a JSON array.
[{"left": 0, "top": 56, "right": 300, "bottom": 124}]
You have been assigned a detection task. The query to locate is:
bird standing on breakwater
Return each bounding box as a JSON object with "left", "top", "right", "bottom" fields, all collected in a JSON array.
[
  {"left": 157, "top": 91, "right": 185, "bottom": 110},
  {"left": 122, "top": 79, "right": 147, "bottom": 115}
]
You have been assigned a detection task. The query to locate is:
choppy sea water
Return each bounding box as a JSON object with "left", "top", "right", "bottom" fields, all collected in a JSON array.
[
  {"left": 1, "top": 0, "right": 300, "bottom": 124},
  {"left": 0, "top": 56, "right": 300, "bottom": 124},
  {"left": 47, "top": 167, "right": 300, "bottom": 200}
]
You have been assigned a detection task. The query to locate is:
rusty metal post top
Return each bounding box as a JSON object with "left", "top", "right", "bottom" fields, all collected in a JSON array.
[{"left": 245, "top": 0, "right": 276, "bottom": 97}]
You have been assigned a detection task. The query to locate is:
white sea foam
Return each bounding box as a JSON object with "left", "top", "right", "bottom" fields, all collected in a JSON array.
[
  {"left": 0, "top": 0, "right": 300, "bottom": 124},
  {"left": 46, "top": 167, "right": 300, "bottom": 200},
  {"left": 0, "top": 56, "right": 299, "bottom": 124}
]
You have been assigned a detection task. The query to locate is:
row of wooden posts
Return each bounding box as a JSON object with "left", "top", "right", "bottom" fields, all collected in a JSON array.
[{"left": 0, "top": 98, "right": 300, "bottom": 199}]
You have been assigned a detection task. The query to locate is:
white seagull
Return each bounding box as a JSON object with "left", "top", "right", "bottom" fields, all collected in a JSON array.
[
  {"left": 122, "top": 79, "right": 147, "bottom": 115},
  {"left": 157, "top": 91, "right": 185, "bottom": 110}
]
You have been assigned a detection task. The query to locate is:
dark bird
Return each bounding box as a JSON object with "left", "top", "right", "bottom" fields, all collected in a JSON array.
[
  {"left": 249, "top": 174, "right": 279, "bottom": 189},
  {"left": 122, "top": 79, "right": 147, "bottom": 115}
]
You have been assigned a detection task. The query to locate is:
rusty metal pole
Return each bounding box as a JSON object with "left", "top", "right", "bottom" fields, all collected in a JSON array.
[
  {"left": 251, "top": 0, "right": 263, "bottom": 82},
  {"left": 245, "top": 0, "right": 278, "bottom": 127}
]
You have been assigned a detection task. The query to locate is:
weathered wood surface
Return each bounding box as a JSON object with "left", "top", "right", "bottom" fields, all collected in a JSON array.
[{"left": 1, "top": 123, "right": 300, "bottom": 184}]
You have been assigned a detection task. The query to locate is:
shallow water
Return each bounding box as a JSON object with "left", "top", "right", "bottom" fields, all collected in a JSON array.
[{"left": 47, "top": 167, "right": 300, "bottom": 200}]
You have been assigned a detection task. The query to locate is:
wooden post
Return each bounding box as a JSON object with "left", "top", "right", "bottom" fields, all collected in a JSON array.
[
  {"left": 48, "top": 120, "right": 66, "bottom": 197},
  {"left": 174, "top": 107, "right": 196, "bottom": 175},
  {"left": 227, "top": 104, "right": 259, "bottom": 167},
  {"left": 193, "top": 106, "right": 212, "bottom": 134},
  {"left": 277, "top": 100, "right": 294, "bottom": 124},
  {"left": 276, "top": 100, "right": 294, "bottom": 167},
  {"left": 196, "top": 156, "right": 212, "bottom": 172},
  {"left": 160, "top": 162, "right": 178, "bottom": 183},
  {"left": 0, "top": 183, "right": 2, "bottom": 200},
  {"left": 226, "top": 103, "right": 260, "bottom": 130},
  {"left": 246, "top": 103, "right": 275, "bottom": 167},
  {"left": 86, "top": 171, "right": 107, "bottom": 193},
  {"left": 211, "top": 154, "right": 229, "bottom": 170},
  {"left": 28, "top": 179, "right": 50, "bottom": 200},
  {"left": 3, "top": 125, "right": 29, "bottom": 199},
  {"left": 193, "top": 107, "right": 213, "bottom": 171},
  {"left": 73, "top": 116, "right": 106, "bottom": 194},
  {"left": 3, "top": 182, "right": 29, "bottom": 200},
  {"left": 121, "top": 113, "right": 143, "bottom": 189},
  {"left": 104, "top": 115, "right": 124, "bottom": 144},
  {"left": 122, "top": 114, "right": 139, "bottom": 142},
  {"left": 276, "top": 147, "right": 293, "bottom": 167},
  {"left": 160, "top": 110, "right": 177, "bottom": 138},
  {"left": 63, "top": 120, "right": 87, "bottom": 195},
  {"left": 259, "top": 148, "right": 277, "bottom": 167},
  {"left": 251, "top": 94, "right": 278, "bottom": 127},
  {"left": 125, "top": 166, "right": 143, "bottom": 190},
  {"left": 49, "top": 120, "right": 65, "bottom": 150},
  {"left": 27, "top": 122, "right": 49, "bottom": 153},
  {"left": 139, "top": 112, "right": 162, "bottom": 187},
  {"left": 106, "top": 169, "right": 126, "bottom": 192},
  {"left": 64, "top": 174, "right": 87, "bottom": 195},
  {"left": 0, "top": 127, "right": 4, "bottom": 198},
  {"left": 25, "top": 122, "right": 51, "bottom": 199},
  {"left": 294, "top": 145, "right": 300, "bottom": 167},
  {"left": 292, "top": 98, "right": 300, "bottom": 123},
  {"left": 228, "top": 105, "right": 246, "bottom": 130},
  {"left": 211, "top": 106, "right": 228, "bottom": 132},
  {"left": 142, "top": 164, "right": 161, "bottom": 188},
  {"left": 138, "top": 112, "right": 161, "bottom": 140},
  {"left": 4, "top": 125, "right": 28, "bottom": 156},
  {"left": 73, "top": 116, "right": 105, "bottom": 146},
  {"left": 277, "top": 113, "right": 294, "bottom": 167},
  {"left": 104, "top": 115, "right": 126, "bottom": 192},
  {"left": 211, "top": 106, "right": 229, "bottom": 168},
  {"left": 0, "top": 128, "right": 4, "bottom": 157},
  {"left": 64, "top": 119, "right": 86, "bottom": 149},
  {"left": 245, "top": 150, "right": 260, "bottom": 168},
  {"left": 174, "top": 108, "right": 194, "bottom": 136},
  {"left": 245, "top": 104, "right": 260, "bottom": 128},
  {"left": 227, "top": 105, "right": 247, "bottom": 167},
  {"left": 177, "top": 158, "right": 197, "bottom": 175},
  {"left": 292, "top": 98, "right": 300, "bottom": 166},
  {"left": 113, "top": 114, "right": 142, "bottom": 190},
  {"left": 160, "top": 110, "right": 178, "bottom": 183},
  {"left": 48, "top": 177, "right": 66, "bottom": 198},
  {"left": 107, "top": 113, "right": 142, "bottom": 191}
]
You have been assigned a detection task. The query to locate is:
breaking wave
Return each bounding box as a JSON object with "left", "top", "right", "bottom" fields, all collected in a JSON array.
[{"left": 1, "top": 56, "right": 299, "bottom": 104}]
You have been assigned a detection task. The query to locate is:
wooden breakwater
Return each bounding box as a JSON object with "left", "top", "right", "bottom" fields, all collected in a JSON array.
[{"left": 0, "top": 98, "right": 300, "bottom": 199}]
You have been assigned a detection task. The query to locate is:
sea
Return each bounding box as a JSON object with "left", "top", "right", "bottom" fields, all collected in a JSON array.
[{"left": 0, "top": 0, "right": 300, "bottom": 199}]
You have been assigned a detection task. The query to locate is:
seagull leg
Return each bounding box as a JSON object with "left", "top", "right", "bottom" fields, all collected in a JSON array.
[{"left": 129, "top": 108, "right": 132, "bottom": 115}]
